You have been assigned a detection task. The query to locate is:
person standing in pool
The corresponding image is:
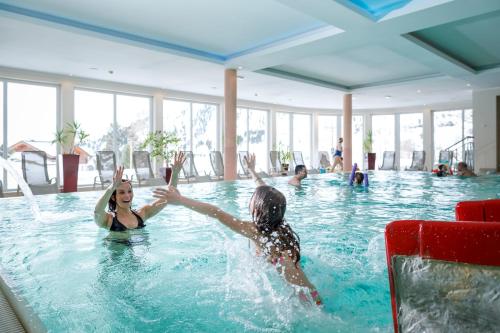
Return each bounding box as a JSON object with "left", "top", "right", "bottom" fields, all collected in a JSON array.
[
  {"left": 94, "top": 152, "right": 186, "bottom": 231},
  {"left": 331, "top": 137, "right": 343, "bottom": 171},
  {"left": 288, "top": 164, "right": 308, "bottom": 187},
  {"left": 153, "top": 154, "right": 322, "bottom": 305}
]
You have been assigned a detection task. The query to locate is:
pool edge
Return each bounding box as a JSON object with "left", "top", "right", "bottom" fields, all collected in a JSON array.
[{"left": 0, "top": 268, "right": 47, "bottom": 333}]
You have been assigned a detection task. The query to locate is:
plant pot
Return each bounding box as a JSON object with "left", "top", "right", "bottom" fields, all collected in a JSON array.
[
  {"left": 62, "top": 154, "right": 79, "bottom": 192},
  {"left": 160, "top": 166, "right": 173, "bottom": 184},
  {"left": 281, "top": 163, "right": 289, "bottom": 176},
  {"left": 365, "top": 153, "right": 376, "bottom": 170}
]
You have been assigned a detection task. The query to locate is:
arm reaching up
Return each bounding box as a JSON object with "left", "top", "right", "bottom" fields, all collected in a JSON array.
[
  {"left": 94, "top": 166, "right": 126, "bottom": 228},
  {"left": 244, "top": 153, "right": 266, "bottom": 187}
]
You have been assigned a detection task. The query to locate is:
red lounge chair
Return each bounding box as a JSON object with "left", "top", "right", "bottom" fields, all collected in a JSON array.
[
  {"left": 455, "top": 199, "right": 500, "bottom": 222},
  {"left": 385, "top": 220, "right": 500, "bottom": 333}
]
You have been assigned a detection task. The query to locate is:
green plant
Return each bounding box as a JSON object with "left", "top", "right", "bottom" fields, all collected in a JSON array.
[
  {"left": 140, "top": 131, "right": 181, "bottom": 164},
  {"left": 363, "top": 130, "right": 373, "bottom": 153},
  {"left": 52, "top": 121, "right": 90, "bottom": 154},
  {"left": 278, "top": 145, "right": 292, "bottom": 164}
]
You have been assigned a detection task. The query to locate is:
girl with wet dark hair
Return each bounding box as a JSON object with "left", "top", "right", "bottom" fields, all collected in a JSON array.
[{"left": 154, "top": 154, "right": 321, "bottom": 305}]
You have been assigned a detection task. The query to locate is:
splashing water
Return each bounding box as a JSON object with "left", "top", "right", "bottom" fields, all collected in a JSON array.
[{"left": 0, "top": 156, "right": 41, "bottom": 220}]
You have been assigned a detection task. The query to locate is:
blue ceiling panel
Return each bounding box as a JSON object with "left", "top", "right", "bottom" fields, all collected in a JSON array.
[{"left": 344, "top": 0, "right": 412, "bottom": 19}]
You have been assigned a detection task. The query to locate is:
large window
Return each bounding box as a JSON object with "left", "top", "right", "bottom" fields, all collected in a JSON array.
[
  {"left": 237, "top": 107, "right": 268, "bottom": 172},
  {"left": 372, "top": 115, "right": 395, "bottom": 169},
  {"left": 400, "top": 113, "right": 423, "bottom": 169},
  {"left": 276, "top": 112, "right": 291, "bottom": 151},
  {"left": 352, "top": 115, "right": 364, "bottom": 166},
  {"left": 433, "top": 109, "right": 473, "bottom": 165},
  {"left": 293, "top": 114, "right": 311, "bottom": 167},
  {"left": 6, "top": 82, "right": 57, "bottom": 190},
  {"left": 318, "top": 115, "right": 338, "bottom": 162},
  {"left": 116, "top": 95, "right": 150, "bottom": 169},
  {"left": 75, "top": 90, "right": 151, "bottom": 185},
  {"left": 192, "top": 103, "right": 217, "bottom": 175},
  {"left": 164, "top": 100, "right": 218, "bottom": 175}
]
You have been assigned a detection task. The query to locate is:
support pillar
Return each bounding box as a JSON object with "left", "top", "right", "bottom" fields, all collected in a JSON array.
[
  {"left": 423, "top": 108, "right": 433, "bottom": 171},
  {"left": 343, "top": 94, "right": 352, "bottom": 171},
  {"left": 224, "top": 69, "right": 238, "bottom": 180}
]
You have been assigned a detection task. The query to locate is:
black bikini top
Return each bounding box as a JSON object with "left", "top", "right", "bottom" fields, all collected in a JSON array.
[{"left": 109, "top": 210, "right": 145, "bottom": 232}]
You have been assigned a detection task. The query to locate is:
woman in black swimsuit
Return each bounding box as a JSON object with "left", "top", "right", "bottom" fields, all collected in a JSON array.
[{"left": 94, "top": 152, "right": 185, "bottom": 231}]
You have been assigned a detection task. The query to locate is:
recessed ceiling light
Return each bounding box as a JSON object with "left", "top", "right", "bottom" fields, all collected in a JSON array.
[
  {"left": 466, "top": 83, "right": 471, "bottom": 87},
  {"left": 237, "top": 75, "right": 245, "bottom": 80},
  {"left": 385, "top": 95, "right": 392, "bottom": 99},
  {"left": 288, "top": 98, "right": 293, "bottom": 102},
  {"left": 108, "top": 70, "right": 114, "bottom": 74},
  {"left": 211, "top": 86, "right": 217, "bottom": 90},
  {"left": 423, "top": 103, "right": 427, "bottom": 106},
  {"left": 237, "top": 66, "right": 243, "bottom": 70},
  {"left": 417, "top": 89, "right": 421, "bottom": 93},
  {"left": 89, "top": 67, "right": 98, "bottom": 70},
  {"left": 254, "top": 93, "right": 258, "bottom": 97}
]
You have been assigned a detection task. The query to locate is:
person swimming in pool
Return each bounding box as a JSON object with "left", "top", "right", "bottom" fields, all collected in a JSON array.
[
  {"left": 153, "top": 154, "right": 322, "bottom": 305},
  {"left": 456, "top": 161, "right": 477, "bottom": 177},
  {"left": 331, "top": 137, "right": 343, "bottom": 171},
  {"left": 288, "top": 164, "right": 307, "bottom": 187},
  {"left": 94, "top": 152, "right": 186, "bottom": 231}
]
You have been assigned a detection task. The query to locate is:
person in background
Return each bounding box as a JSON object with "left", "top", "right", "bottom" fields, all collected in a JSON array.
[
  {"left": 457, "top": 162, "right": 477, "bottom": 177},
  {"left": 94, "top": 152, "right": 185, "bottom": 231},
  {"left": 288, "top": 164, "right": 308, "bottom": 187},
  {"left": 331, "top": 137, "right": 343, "bottom": 171},
  {"left": 153, "top": 154, "right": 322, "bottom": 305}
]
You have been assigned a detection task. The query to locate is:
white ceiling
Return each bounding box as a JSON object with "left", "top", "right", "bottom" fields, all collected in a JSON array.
[{"left": 0, "top": 0, "right": 499, "bottom": 110}]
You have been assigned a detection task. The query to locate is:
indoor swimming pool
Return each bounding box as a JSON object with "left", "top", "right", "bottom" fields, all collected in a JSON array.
[{"left": 0, "top": 172, "right": 499, "bottom": 332}]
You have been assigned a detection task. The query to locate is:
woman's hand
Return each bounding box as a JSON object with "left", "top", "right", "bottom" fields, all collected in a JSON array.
[
  {"left": 153, "top": 186, "right": 182, "bottom": 205},
  {"left": 112, "top": 166, "right": 126, "bottom": 189},
  {"left": 172, "top": 151, "right": 186, "bottom": 174},
  {"left": 244, "top": 153, "right": 257, "bottom": 172}
]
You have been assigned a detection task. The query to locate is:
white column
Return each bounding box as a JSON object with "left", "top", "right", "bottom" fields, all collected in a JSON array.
[
  {"left": 311, "top": 112, "right": 319, "bottom": 168},
  {"left": 423, "top": 108, "right": 433, "bottom": 171},
  {"left": 152, "top": 92, "right": 164, "bottom": 173},
  {"left": 363, "top": 114, "right": 372, "bottom": 169},
  {"left": 395, "top": 114, "right": 400, "bottom": 170}
]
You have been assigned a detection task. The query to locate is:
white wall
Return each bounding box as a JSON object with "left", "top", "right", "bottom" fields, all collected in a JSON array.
[{"left": 473, "top": 87, "right": 499, "bottom": 172}]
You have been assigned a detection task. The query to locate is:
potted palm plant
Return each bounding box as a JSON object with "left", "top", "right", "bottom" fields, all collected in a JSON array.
[
  {"left": 140, "top": 131, "right": 180, "bottom": 183},
  {"left": 279, "top": 147, "right": 292, "bottom": 176},
  {"left": 363, "top": 130, "right": 376, "bottom": 170},
  {"left": 53, "top": 121, "right": 89, "bottom": 192}
]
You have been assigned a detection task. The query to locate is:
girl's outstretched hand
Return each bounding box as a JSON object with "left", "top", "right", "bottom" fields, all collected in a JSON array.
[
  {"left": 244, "top": 153, "right": 257, "bottom": 172},
  {"left": 153, "top": 186, "right": 182, "bottom": 205},
  {"left": 172, "top": 151, "right": 186, "bottom": 173}
]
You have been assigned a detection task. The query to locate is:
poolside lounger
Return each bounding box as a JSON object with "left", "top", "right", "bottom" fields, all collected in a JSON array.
[
  {"left": 0, "top": 180, "right": 3, "bottom": 198},
  {"left": 21, "top": 150, "right": 58, "bottom": 195},
  {"left": 209, "top": 151, "right": 224, "bottom": 180},
  {"left": 385, "top": 220, "right": 500, "bottom": 333},
  {"left": 438, "top": 150, "right": 454, "bottom": 168},
  {"left": 379, "top": 151, "right": 396, "bottom": 170},
  {"left": 94, "top": 150, "right": 116, "bottom": 189},
  {"left": 181, "top": 151, "right": 211, "bottom": 183},
  {"left": 132, "top": 151, "right": 164, "bottom": 187},
  {"left": 269, "top": 150, "right": 281, "bottom": 175},
  {"left": 237, "top": 151, "right": 251, "bottom": 178},
  {"left": 292, "top": 151, "right": 304, "bottom": 167},
  {"left": 405, "top": 151, "right": 426, "bottom": 171},
  {"left": 318, "top": 151, "right": 331, "bottom": 169}
]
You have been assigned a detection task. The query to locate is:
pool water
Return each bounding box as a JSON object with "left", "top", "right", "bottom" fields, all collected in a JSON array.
[{"left": 0, "top": 172, "right": 499, "bottom": 332}]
